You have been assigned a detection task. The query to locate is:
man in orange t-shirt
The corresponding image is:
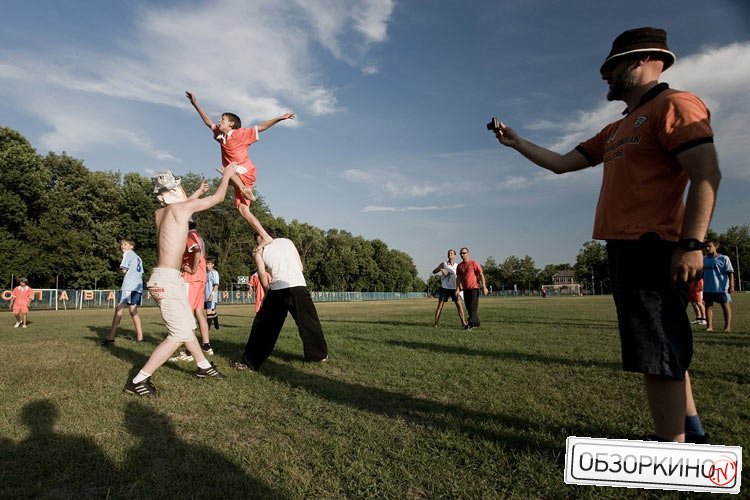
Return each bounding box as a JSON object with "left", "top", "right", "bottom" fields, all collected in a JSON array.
[
  {"left": 249, "top": 271, "right": 271, "bottom": 314},
  {"left": 456, "top": 247, "right": 488, "bottom": 330},
  {"left": 492, "top": 28, "right": 720, "bottom": 444},
  {"left": 10, "top": 277, "right": 34, "bottom": 328}
]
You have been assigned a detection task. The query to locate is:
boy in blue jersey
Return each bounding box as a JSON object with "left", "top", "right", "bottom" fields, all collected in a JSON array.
[
  {"left": 100, "top": 239, "right": 145, "bottom": 345},
  {"left": 205, "top": 257, "right": 220, "bottom": 329},
  {"left": 703, "top": 241, "right": 735, "bottom": 332}
]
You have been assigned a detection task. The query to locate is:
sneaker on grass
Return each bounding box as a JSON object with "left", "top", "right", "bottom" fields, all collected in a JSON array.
[
  {"left": 196, "top": 363, "right": 225, "bottom": 379},
  {"left": 124, "top": 377, "right": 157, "bottom": 397},
  {"left": 14, "top": 321, "right": 21, "bottom": 328},
  {"left": 201, "top": 343, "right": 214, "bottom": 356},
  {"left": 233, "top": 360, "right": 258, "bottom": 372},
  {"left": 168, "top": 351, "right": 194, "bottom": 363}
]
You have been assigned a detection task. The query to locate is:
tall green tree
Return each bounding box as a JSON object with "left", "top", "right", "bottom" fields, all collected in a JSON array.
[{"left": 574, "top": 241, "right": 609, "bottom": 294}]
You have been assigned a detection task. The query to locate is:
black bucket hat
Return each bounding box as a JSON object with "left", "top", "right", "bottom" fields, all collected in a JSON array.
[{"left": 600, "top": 27, "right": 676, "bottom": 74}]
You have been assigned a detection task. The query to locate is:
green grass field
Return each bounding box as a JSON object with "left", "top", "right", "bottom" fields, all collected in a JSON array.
[{"left": 1, "top": 295, "right": 748, "bottom": 499}]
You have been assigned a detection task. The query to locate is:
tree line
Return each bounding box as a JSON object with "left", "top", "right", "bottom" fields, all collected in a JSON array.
[
  {"left": 0, "top": 127, "right": 423, "bottom": 292},
  {"left": 428, "top": 228, "right": 749, "bottom": 294},
  {"left": 3, "top": 126, "right": 747, "bottom": 293}
]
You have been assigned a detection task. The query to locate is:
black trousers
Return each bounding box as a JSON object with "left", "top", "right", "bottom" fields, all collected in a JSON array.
[
  {"left": 607, "top": 238, "right": 691, "bottom": 379},
  {"left": 243, "top": 286, "right": 328, "bottom": 369},
  {"left": 464, "top": 288, "right": 480, "bottom": 327}
]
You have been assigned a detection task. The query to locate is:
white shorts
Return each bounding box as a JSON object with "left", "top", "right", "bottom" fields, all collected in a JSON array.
[{"left": 147, "top": 268, "right": 197, "bottom": 342}]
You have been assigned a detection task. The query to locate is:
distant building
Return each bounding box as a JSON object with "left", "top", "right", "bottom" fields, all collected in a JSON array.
[{"left": 545, "top": 270, "right": 581, "bottom": 296}]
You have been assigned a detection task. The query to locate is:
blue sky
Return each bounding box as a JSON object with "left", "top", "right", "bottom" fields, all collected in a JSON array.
[{"left": 1, "top": 0, "right": 748, "bottom": 279}]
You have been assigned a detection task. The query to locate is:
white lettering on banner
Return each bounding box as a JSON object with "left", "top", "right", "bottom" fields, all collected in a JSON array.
[{"left": 565, "top": 436, "right": 742, "bottom": 494}]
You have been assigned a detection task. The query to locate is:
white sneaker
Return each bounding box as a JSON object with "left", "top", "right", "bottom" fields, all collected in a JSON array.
[
  {"left": 21, "top": 324, "right": 27, "bottom": 328},
  {"left": 168, "top": 352, "right": 194, "bottom": 362},
  {"left": 14, "top": 322, "right": 21, "bottom": 328}
]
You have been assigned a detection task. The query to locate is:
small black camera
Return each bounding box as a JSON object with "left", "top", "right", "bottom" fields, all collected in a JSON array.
[{"left": 486, "top": 117, "right": 500, "bottom": 132}]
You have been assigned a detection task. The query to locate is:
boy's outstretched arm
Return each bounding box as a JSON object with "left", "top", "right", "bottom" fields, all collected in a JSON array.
[
  {"left": 257, "top": 113, "right": 295, "bottom": 132},
  {"left": 186, "top": 91, "right": 214, "bottom": 128}
]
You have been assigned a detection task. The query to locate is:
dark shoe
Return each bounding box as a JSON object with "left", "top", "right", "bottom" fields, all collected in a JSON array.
[
  {"left": 99, "top": 339, "right": 115, "bottom": 347},
  {"left": 234, "top": 361, "right": 258, "bottom": 372},
  {"left": 201, "top": 343, "right": 214, "bottom": 356},
  {"left": 685, "top": 433, "right": 711, "bottom": 444},
  {"left": 196, "top": 363, "right": 225, "bottom": 379},
  {"left": 124, "top": 377, "right": 157, "bottom": 397},
  {"left": 640, "top": 434, "right": 710, "bottom": 444}
]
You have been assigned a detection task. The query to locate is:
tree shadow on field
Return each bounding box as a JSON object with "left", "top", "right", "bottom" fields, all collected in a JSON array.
[
  {"left": 0, "top": 400, "right": 117, "bottom": 498},
  {"left": 257, "top": 360, "right": 617, "bottom": 459},
  {"left": 321, "top": 318, "right": 429, "bottom": 328},
  {"left": 85, "top": 325, "right": 161, "bottom": 345},
  {"left": 693, "top": 333, "right": 750, "bottom": 349},
  {"left": 500, "top": 316, "right": 619, "bottom": 330},
  {"left": 385, "top": 339, "right": 622, "bottom": 372},
  {"left": 115, "top": 402, "right": 280, "bottom": 498}
]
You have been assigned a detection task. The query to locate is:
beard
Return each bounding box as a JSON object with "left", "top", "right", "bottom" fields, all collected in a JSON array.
[{"left": 606, "top": 63, "right": 639, "bottom": 101}]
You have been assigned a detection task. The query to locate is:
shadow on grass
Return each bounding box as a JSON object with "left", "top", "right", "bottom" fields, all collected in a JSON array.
[
  {"left": 85, "top": 326, "right": 196, "bottom": 379},
  {"left": 323, "top": 316, "right": 618, "bottom": 331},
  {"left": 116, "top": 402, "right": 279, "bottom": 498},
  {"left": 383, "top": 339, "right": 622, "bottom": 371},
  {"left": 0, "top": 400, "right": 117, "bottom": 498},
  {"left": 0, "top": 400, "right": 281, "bottom": 498},
  {"left": 322, "top": 318, "right": 432, "bottom": 327},
  {"left": 258, "top": 359, "right": 617, "bottom": 458},
  {"left": 498, "top": 317, "right": 619, "bottom": 330},
  {"left": 693, "top": 333, "right": 750, "bottom": 348}
]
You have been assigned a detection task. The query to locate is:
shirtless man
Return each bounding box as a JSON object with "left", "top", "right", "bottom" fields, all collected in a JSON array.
[{"left": 124, "top": 164, "right": 237, "bottom": 396}]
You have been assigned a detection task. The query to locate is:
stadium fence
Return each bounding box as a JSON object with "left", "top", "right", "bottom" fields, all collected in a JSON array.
[{"left": 0, "top": 288, "right": 428, "bottom": 311}]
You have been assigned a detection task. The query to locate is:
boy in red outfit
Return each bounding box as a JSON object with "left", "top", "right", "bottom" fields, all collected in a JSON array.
[
  {"left": 10, "top": 277, "right": 34, "bottom": 328},
  {"left": 186, "top": 91, "right": 293, "bottom": 248}
]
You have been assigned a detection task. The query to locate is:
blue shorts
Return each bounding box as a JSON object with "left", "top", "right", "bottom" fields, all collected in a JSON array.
[
  {"left": 437, "top": 287, "right": 460, "bottom": 303},
  {"left": 119, "top": 290, "right": 142, "bottom": 306},
  {"left": 703, "top": 292, "right": 731, "bottom": 305},
  {"left": 204, "top": 299, "right": 217, "bottom": 310}
]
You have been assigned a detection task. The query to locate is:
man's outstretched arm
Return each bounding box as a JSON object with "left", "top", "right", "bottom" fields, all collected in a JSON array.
[{"left": 494, "top": 120, "right": 590, "bottom": 174}]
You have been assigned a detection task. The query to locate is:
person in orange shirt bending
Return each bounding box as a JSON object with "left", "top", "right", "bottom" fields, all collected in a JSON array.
[
  {"left": 10, "top": 277, "right": 34, "bottom": 328},
  {"left": 186, "top": 90, "right": 293, "bottom": 248},
  {"left": 249, "top": 270, "right": 271, "bottom": 314}
]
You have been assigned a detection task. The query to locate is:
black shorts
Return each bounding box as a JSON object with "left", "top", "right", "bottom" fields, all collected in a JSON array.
[
  {"left": 607, "top": 237, "right": 691, "bottom": 380},
  {"left": 437, "top": 287, "right": 460, "bottom": 302}
]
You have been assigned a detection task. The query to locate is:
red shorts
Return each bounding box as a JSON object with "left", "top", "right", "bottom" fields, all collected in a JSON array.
[
  {"left": 688, "top": 290, "right": 703, "bottom": 303},
  {"left": 12, "top": 305, "right": 29, "bottom": 314},
  {"left": 187, "top": 281, "right": 205, "bottom": 311},
  {"left": 233, "top": 170, "right": 256, "bottom": 208}
]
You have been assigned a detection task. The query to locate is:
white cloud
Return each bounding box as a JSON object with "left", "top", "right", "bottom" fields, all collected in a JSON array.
[
  {"left": 363, "top": 203, "right": 465, "bottom": 213},
  {"left": 343, "top": 167, "right": 476, "bottom": 199},
  {"left": 536, "top": 42, "right": 750, "bottom": 179},
  {"left": 0, "top": 0, "right": 393, "bottom": 162}
]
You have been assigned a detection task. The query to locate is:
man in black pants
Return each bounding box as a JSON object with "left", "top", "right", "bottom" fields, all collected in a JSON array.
[{"left": 235, "top": 230, "right": 328, "bottom": 371}]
